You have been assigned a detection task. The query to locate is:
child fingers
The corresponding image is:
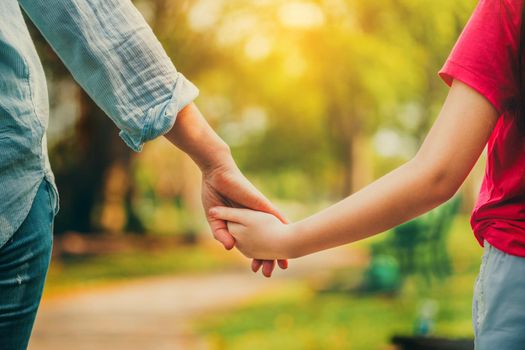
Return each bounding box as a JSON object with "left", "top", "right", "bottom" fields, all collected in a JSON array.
[
  {"left": 209, "top": 206, "right": 250, "bottom": 224},
  {"left": 277, "top": 259, "right": 288, "bottom": 269},
  {"left": 252, "top": 259, "right": 263, "bottom": 272},
  {"left": 262, "top": 260, "right": 276, "bottom": 278}
]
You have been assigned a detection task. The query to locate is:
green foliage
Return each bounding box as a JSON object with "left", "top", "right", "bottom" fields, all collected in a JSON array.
[
  {"left": 362, "top": 254, "right": 402, "bottom": 294},
  {"left": 371, "top": 197, "right": 462, "bottom": 287}
]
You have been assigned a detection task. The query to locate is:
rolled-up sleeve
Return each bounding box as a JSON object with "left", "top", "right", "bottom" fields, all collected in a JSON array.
[{"left": 19, "top": 0, "right": 199, "bottom": 151}]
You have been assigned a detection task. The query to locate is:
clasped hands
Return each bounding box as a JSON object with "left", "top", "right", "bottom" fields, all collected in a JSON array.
[
  {"left": 201, "top": 159, "right": 292, "bottom": 277},
  {"left": 165, "top": 103, "right": 291, "bottom": 277}
]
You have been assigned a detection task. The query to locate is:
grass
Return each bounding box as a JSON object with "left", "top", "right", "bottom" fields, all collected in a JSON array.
[
  {"left": 196, "top": 215, "right": 482, "bottom": 350},
  {"left": 43, "top": 242, "right": 242, "bottom": 297}
]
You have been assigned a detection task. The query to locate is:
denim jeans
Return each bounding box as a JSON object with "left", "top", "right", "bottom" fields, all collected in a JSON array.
[
  {"left": 473, "top": 240, "right": 525, "bottom": 349},
  {"left": 0, "top": 179, "right": 54, "bottom": 350}
]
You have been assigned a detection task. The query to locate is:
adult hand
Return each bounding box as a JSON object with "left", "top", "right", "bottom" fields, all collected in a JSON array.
[{"left": 165, "top": 103, "right": 288, "bottom": 277}]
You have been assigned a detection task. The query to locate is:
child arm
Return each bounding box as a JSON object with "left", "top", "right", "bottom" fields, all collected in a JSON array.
[{"left": 211, "top": 80, "right": 499, "bottom": 260}]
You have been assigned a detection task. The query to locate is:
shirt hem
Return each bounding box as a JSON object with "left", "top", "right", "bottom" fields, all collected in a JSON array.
[
  {"left": 474, "top": 230, "right": 525, "bottom": 258},
  {"left": 0, "top": 175, "right": 47, "bottom": 249}
]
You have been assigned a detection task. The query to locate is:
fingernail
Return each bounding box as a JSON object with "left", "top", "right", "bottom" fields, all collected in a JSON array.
[{"left": 209, "top": 208, "right": 217, "bottom": 216}]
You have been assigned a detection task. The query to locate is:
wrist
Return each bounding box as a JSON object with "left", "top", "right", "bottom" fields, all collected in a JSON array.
[
  {"left": 282, "top": 223, "right": 304, "bottom": 259},
  {"left": 197, "top": 142, "right": 234, "bottom": 175},
  {"left": 164, "top": 103, "right": 234, "bottom": 173}
]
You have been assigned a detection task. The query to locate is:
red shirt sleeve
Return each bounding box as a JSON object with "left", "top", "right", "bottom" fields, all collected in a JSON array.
[{"left": 439, "top": 0, "right": 521, "bottom": 114}]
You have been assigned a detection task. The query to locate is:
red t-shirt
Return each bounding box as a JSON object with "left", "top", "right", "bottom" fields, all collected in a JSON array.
[{"left": 439, "top": 0, "right": 525, "bottom": 256}]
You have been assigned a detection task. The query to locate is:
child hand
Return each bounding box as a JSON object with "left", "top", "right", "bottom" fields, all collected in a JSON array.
[{"left": 209, "top": 206, "right": 294, "bottom": 260}]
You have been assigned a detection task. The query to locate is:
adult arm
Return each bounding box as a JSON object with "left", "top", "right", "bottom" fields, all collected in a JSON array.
[
  {"left": 20, "top": 0, "right": 286, "bottom": 275},
  {"left": 19, "top": 0, "right": 197, "bottom": 151}
]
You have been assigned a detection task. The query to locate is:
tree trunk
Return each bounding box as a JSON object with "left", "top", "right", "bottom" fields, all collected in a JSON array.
[{"left": 53, "top": 92, "right": 144, "bottom": 234}]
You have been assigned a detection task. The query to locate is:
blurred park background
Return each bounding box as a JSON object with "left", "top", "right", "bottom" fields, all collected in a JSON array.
[{"left": 26, "top": 0, "right": 485, "bottom": 349}]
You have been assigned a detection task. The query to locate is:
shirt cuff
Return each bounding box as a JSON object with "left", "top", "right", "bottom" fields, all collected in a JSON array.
[{"left": 119, "top": 73, "right": 199, "bottom": 152}]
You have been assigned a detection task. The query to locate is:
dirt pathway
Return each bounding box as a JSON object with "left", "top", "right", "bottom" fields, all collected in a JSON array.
[{"left": 29, "top": 246, "right": 364, "bottom": 350}]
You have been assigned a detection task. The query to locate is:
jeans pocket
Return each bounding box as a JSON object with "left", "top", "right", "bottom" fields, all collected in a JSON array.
[{"left": 42, "top": 179, "right": 56, "bottom": 223}]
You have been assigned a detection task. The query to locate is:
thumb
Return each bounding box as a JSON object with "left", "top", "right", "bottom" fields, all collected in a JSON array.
[
  {"left": 226, "top": 180, "right": 289, "bottom": 224},
  {"left": 252, "top": 199, "right": 289, "bottom": 225},
  {"left": 267, "top": 206, "right": 289, "bottom": 224}
]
